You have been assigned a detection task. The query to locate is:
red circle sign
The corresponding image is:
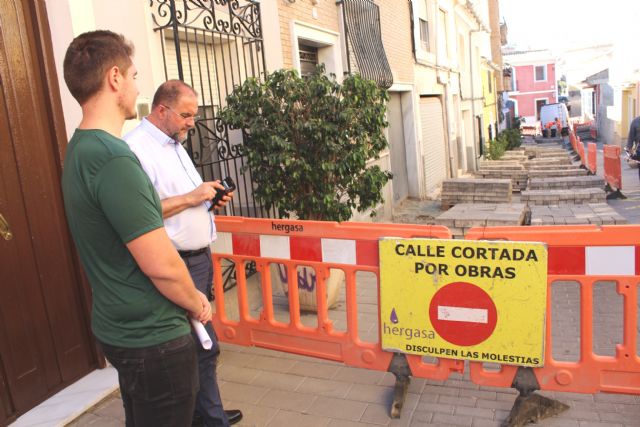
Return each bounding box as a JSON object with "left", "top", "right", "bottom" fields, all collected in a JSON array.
[{"left": 429, "top": 282, "right": 497, "bottom": 346}]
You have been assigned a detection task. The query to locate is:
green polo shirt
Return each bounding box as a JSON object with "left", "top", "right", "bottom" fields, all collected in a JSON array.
[{"left": 62, "top": 129, "right": 190, "bottom": 347}]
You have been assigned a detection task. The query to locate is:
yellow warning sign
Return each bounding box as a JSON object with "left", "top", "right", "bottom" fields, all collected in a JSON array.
[{"left": 379, "top": 238, "right": 547, "bottom": 367}]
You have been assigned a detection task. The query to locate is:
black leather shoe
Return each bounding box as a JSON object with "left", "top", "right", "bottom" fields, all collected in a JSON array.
[{"left": 225, "top": 409, "right": 243, "bottom": 425}]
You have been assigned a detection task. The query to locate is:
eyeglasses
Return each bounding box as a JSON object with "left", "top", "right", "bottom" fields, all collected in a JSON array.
[{"left": 161, "top": 104, "right": 200, "bottom": 121}]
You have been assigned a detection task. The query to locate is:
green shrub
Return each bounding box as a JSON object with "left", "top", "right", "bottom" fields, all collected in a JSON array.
[
  {"left": 220, "top": 66, "right": 392, "bottom": 221},
  {"left": 503, "top": 128, "right": 522, "bottom": 150},
  {"left": 485, "top": 128, "right": 523, "bottom": 160},
  {"left": 485, "top": 133, "right": 508, "bottom": 160}
]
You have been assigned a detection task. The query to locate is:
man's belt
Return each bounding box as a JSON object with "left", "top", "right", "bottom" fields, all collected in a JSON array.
[{"left": 177, "top": 247, "right": 209, "bottom": 258}]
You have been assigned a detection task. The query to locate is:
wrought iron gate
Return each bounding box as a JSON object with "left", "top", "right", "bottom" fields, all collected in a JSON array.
[{"left": 151, "top": 0, "right": 273, "bottom": 218}]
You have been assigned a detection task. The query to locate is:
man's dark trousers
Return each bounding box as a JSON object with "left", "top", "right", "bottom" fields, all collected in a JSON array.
[
  {"left": 100, "top": 335, "right": 198, "bottom": 427},
  {"left": 182, "top": 248, "right": 229, "bottom": 427}
]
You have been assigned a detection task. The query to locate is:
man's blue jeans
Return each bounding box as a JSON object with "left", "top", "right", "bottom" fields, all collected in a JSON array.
[{"left": 100, "top": 334, "right": 198, "bottom": 427}]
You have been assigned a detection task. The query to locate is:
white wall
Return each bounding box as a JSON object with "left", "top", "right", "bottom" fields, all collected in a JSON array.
[
  {"left": 260, "top": 0, "right": 284, "bottom": 72},
  {"left": 46, "top": 0, "right": 170, "bottom": 137},
  {"left": 45, "top": 0, "right": 83, "bottom": 138}
]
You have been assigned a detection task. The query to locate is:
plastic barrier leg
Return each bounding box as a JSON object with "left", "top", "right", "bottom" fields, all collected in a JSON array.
[
  {"left": 388, "top": 353, "right": 411, "bottom": 418},
  {"left": 502, "top": 367, "right": 569, "bottom": 427}
]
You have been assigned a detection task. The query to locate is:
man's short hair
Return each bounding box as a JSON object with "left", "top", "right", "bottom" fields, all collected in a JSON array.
[
  {"left": 63, "top": 30, "right": 134, "bottom": 105},
  {"left": 152, "top": 80, "right": 198, "bottom": 109}
]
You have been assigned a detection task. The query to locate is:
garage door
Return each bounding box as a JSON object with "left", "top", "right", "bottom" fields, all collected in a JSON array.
[{"left": 419, "top": 96, "right": 447, "bottom": 196}]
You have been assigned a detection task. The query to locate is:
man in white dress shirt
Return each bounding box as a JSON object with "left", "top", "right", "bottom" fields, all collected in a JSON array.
[{"left": 125, "top": 80, "right": 241, "bottom": 426}]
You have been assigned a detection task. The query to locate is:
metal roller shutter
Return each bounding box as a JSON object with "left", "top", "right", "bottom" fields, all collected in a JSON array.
[{"left": 419, "top": 96, "right": 447, "bottom": 196}]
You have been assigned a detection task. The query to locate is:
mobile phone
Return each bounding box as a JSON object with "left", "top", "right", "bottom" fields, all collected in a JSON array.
[{"left": 209, "top": 177, "right": 236, "bottom": 211}]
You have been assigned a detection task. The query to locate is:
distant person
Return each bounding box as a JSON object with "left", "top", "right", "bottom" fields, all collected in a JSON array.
[
  {"left": 544, "top": 120, "right": 555, "bottom": 138},
  {"left": 626, "top": 116, "right": 640, "bottom": 179},
  {"left": 551, "top": 117, "right": 560, "bottom": 138},
  {"left": 61, "top": 30, "right": 211, "bottom": 426},
  {"left": 124, "top": 80, "right": 242, "bottom": 426}
]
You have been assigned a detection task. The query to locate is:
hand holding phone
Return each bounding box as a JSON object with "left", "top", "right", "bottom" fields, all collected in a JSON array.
[{"left": 209, "top": 177, "right": 236, "bottom": 211}]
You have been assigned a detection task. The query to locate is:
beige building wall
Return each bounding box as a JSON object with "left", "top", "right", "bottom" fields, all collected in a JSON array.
[
  {"left": 45, "top": 0, "right": 169, "bottom": 138},
  {"left": 405, "top": 0, "right": 493, "bottom": 184},
  {"left": 379, "top": 1, "right": 414, "bottom": 84},
  {"left": 277, "top": 0, "right": 340, "bottom": 70},
  {"left": 488, "top": 0, "right": 503, "bottom": 92}
]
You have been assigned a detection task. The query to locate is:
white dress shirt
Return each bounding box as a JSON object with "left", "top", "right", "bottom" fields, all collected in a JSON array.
[{"left": 124, "top": 118, "right": 216, "bottom": 250}]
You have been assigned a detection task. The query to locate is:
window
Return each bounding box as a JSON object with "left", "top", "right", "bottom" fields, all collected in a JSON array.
[
  {"left": 535, "top": 65, "right": 547, "bottom": 81},
  {"left": 299, "top": 43, "right": 318, "bottom": 77},
  {"left": 457, "top": 34, "right": 466, "bottom": 72},
  {"left": 487, "top": 70, "right": 492, "bottom": 93},
  {"left": 419, "top": 18, "right": 429, "bottom": 51},
  {"left": 416, "top": 0, "right": 431, "bottom": 53},
  {"left": 535, "top": 98, "right": 548, "bottom": 120},
  {"left": 291, "top": 22, "right": 343, "bottom": 78},
  {"left": 437, "top": 8, "right": 448, "bottom": 62}
]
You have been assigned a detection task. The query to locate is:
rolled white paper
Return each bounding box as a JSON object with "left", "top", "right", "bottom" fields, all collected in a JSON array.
[{"left": 190, "top": 319, "right": 213, "bottom": 350}]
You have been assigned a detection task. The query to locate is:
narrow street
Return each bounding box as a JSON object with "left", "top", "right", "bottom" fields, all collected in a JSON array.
[
  {"left": 62, "top": 138, "right": 640, "bottom": 427},
  {"left": 3, "top": 1, "right": 640, "bottom": 426}
]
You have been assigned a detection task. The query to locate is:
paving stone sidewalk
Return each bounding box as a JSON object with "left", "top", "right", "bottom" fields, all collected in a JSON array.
[{"left": 68, "top": 139, "right": 640, "bottom": 427}]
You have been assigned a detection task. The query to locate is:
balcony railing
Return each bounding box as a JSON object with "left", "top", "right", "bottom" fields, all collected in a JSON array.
[{"left": 339, "top": 0, "right": 393, "bottom": 89}]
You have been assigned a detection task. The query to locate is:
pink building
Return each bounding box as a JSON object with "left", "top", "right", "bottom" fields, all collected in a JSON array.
[{"left": 503, "top": 49, "right": 557, "bottom": 125}]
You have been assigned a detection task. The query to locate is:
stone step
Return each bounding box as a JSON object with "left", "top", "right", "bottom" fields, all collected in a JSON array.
[
  {"left": 528, "top": 164, "right": 582, "bottom": 171},
  {"left": 479, "top": 165, "right": 525, "bottom": 171},
  {"left": 527, "top": 175, "right": 605, "bottom": 190},
  {"left": 522, "top": 159, "right": 573, "bottom": 170},
  {"left": 532, "top": 151, "right": 571, "bottom": 159},
  {"left": 534, "top": 136, "right": 563, "bottom": 143},
  {"left": 435, "top": 203, "right": 527, "bottom": 239},
  {"left": 500, "top": 153, "right": 528, "bottom": 160},
  {"left": 441, "top": 178, "right": 512, "bottom": 209},
  {"left": 524, "top": 146, "right": 566, "bottom": 154},
  {"left": 476, "top": 170, "right": 528, "bottom": 191},
  {"left": 530, "top": 203, "right": 628, "bottom": 225},
  {"left": 527, "top": 169, "right": 589, "bottom": 178},
  {"left": 480, "top": 159, "right": 522, "bottom": 163},
  {"left": 521, "top": 188, "right": 606, "bottom": 205}
]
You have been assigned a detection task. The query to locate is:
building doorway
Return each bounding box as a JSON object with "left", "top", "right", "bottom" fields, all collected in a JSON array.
[
  {"left": 536, "top": 98, "right": 548, "bottom": 121},
  {"left": 0, "top": 1, "right": 96, "bottom": 422},
  {"left": 387, "top": 92, "right": 409, "bottom": 205}
]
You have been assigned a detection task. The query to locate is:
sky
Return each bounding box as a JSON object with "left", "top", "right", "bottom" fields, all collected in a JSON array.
[{"left": 498, "top": 0, "right": 634, "bottom": 52}]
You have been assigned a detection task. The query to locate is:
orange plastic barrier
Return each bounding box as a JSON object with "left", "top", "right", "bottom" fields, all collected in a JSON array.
[
  {"left": 211, "top": 217, "right": 640, "bottom": 398},
  {"left": 569, "top": 131, "right": 577, "bottom": 152},
  {"left": 465, "top": 225, "right": 640, "bottom": 395},
  {"left": 604, "top": 145, "right": 622, "bottom": 190},
  {"left": 587, "top": 142, "right": 597, "bottom": 174},
  {"left": 577, "top": 137, "right": 586, "bottom": 166},
  {"left": 210, "top": 217, "right": 464, "bottom": 379}
]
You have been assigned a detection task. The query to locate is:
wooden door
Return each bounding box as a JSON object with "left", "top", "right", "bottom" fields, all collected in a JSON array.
[{"left": 0, "top": 0, "right": 97, "bottom": 423}]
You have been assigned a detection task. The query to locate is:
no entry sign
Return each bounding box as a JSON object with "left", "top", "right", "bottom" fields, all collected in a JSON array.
[
  {"left": 429, "top": 281, "right": 497, "bottom": 346},
  {"left": 379, "top": 238, "right": 547, "bottom": 367}
]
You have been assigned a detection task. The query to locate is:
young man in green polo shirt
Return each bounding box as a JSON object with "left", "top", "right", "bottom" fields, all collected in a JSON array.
[{"left": 61, "top": 30, "right": 211, "bottom": 427}]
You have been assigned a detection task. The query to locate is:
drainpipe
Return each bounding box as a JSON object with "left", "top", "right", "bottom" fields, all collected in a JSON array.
[
  {"left": 469, "top": 27, "right": 484, "bottom": 170},
  {"left": 439, "top": 77, "right": 456, "bottom": 178},
  {"left": 433, "top": 4, "right": 455, "bottom": 179}
]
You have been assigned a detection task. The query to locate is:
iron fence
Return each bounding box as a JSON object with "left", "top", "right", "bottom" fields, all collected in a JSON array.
[{"left": 151, "top": 0, "right": 273, "bottom": 218}]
